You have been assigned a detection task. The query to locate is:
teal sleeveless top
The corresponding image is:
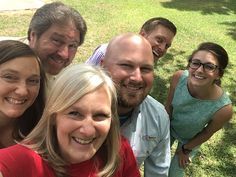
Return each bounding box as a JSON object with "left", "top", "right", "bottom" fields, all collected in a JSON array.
[{"left": 170, "top": 70, "right": 232, "bottom": 141}]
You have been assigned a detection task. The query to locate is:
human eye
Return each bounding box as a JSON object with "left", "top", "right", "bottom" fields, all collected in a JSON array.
[
  {"left": 93, "top": 112, "right": 111, "bottom": 121},
  {"left": 204, "top": 63, "right": 217, "bottom": 71},
  {"left": 68, "top": 43, "right": 79, "bottom": 50},
  {"left": 67, "top": 110, "right": 82, "bottom": 119},
  {"left": 191, "top": 59, "right": 201, "bottom": 67},
  {"left": 141, "top": 66, "right": 153, "bottom": 73},
  {"left": 119, "top": 63, "right": 133, "bottom": 70},
  {"left": 51, "top": 37, "right": 63, "bottom": 46},
  {"left": 0, "top": 73, "right": 18, "bottom": 82},
  {"left": 27, "top": 77, "right": 40, "bottom": 86},
  {"left": 156, "top": 37, "right": 164, "bottom": 44}
]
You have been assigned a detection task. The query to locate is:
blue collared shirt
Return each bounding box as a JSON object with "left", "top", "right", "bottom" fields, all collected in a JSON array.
[{"left": 121, "top": 95, "right": 171, "bottom": 177}]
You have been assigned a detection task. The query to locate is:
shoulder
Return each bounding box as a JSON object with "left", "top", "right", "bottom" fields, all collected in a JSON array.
[
  {"left": 94, "top": 43, "right": 108, "bottom": 53},
  {"left": 214, "top": 103, "right": 233, "bottom": 122},
  {"left": 120, "top": 136, "right": 131, "bottom": 150},
  {"left": 0, "top": 144, "right": 54, "bottom": 177},
  {"left": 171, "top": 70, "right": 185, "bottom": 85},
  {"left": 143, "top": 95, "right": 163, "bottom": 107},
  {"left": 221, "top": 91, "right": 232, "bottom": 104},
  {"left": 140, "top": 96, "right": 170, "bottom": 128},
  {"left": 142, "top": 96, "right": 168, "bottom": 117},
  {"left": 0, "top": 144, "right": 35, "bottom": 174},
  {"left": 0, "top": 144, "right": 30, "bottom": 156},
  {"left": 85, "top": 43, "right": 108, "bottom": 65},
  {"left": 173, "top": 70, "right": 184, "bottom": 78},
  {"left": 0, "top": 144, "right": 38, "bottom": 163}
]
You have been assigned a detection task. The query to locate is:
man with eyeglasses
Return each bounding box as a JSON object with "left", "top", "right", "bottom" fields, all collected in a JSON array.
[
  {"left": 85, "top": 17, "right": 176, "bottom": 65},
  {"left": 165, "top": 42, "right": 233, "bottom": 177}
]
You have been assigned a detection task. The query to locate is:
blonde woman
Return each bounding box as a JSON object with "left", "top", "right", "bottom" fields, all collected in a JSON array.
[{"left": 0, "top": 64, "right": 140, "bottom": 177}]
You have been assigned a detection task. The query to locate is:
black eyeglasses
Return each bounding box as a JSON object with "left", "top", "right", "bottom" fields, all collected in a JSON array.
[{"left": 189, "top": 59, "right": 219, "bottom": 73}]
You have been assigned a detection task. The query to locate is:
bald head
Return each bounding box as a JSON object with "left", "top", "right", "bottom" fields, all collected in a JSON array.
[
  {"left": 101, "top": 33, "right": 154, "bottom": 115},
  {"left": 103, "top": 33, "right": 154, "bottom": 64}
]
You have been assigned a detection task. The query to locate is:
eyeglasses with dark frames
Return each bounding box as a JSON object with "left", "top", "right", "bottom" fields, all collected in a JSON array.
[{"left": 189, "top": 59, "right": 219, "bottom": 73}]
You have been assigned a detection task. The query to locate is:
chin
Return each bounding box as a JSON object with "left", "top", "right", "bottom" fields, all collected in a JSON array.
[{"left": 7, "top": 113, "right": 23, "bottom": 119}]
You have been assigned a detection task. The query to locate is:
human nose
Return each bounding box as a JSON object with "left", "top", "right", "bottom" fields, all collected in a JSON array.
[
  {"left": 195, "top": 63, "right": 204, "bottom": 72},
  {"left": 130, "top": 68, "right": 143, "bottom": 82},
  {"left": 78, "top": 118, "right": 96, "bottom": 136},
  {"left": 158, "top": 42, "right": 167, "bottom": 52},
  {"left": 57, "top": 45, "right": 70, "bottom": 59},
  {"left": 15, "top": 81, "right": 28, "bottom": 96}
]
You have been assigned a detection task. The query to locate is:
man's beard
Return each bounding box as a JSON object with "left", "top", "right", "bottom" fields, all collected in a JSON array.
[{"left": 117, "top": 90, "right": 145, "bottom": 109}]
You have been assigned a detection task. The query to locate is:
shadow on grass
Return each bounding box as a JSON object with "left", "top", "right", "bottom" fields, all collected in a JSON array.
[
  {"left": 221, "top": 21, "right": 236, "bottom": 41},
  {"left": 161, "top": 0, "right": 236, "bottom": 15},
  {"left": 186, "top": 120, "right": 236, "bottom": 176},
  {"left": 150, "top": 49, "right": 187, "bottom": 104},
  {"left": 160, "top": 0, "right": 236, "bottom": 41},
  {"left": 151, "top": 75, "right": 168, "bottom": 104},
  {"left": 204, "top": 121, "right": 236, "bottom": 176},
  {"left": 217, "top": 121, "right": 236, "bottom": 176}
]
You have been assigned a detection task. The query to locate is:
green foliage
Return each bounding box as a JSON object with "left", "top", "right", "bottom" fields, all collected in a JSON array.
[{"left": 0, "top": 0, "right": 235, "bottom": 176}]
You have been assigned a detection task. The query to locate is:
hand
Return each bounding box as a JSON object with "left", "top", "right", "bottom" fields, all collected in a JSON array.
[{"left": 176, "top": 148, "right": 192, "bottom": 168}]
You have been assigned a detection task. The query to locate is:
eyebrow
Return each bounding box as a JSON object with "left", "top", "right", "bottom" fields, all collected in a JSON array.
[
  {"left": 117, "top": 58, "right": 154, "bottom": 68},
  {"left": 0, "top": 69, "right": 40, "bottom": 77},
  {"left": 191, "top": 59, "right": 218, "bottom": 64},
  {"left": 52, "top": 32, "right": 80, "bottom": 44}
]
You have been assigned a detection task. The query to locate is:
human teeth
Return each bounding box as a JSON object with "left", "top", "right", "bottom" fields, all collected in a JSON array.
[
  {"left": 51, "top": 57, "right": 65, "bottom": 64},
  {"left": 195, "top": 75, "right": 204, "bottom": 79},
  {"left": 126, "top": 85, "right": 141, "bottom": 90},
  {"left": 73, "top": 137, "right": 94, "bottom": 144},
  {"left": 6, "top": 98, "right": 26, "bottom": 104},
  {"left": 152, "top": 50, "right": 159, "bottom": 57}
]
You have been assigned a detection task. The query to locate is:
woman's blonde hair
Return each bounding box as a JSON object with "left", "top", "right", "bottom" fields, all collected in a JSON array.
[{"left": 23, "top": 64, "right": 120, "bottom": 177}]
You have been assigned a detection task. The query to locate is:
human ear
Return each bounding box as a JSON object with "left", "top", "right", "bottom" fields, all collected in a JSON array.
[{"left": 29, "top": 31, "right": 37, "bottom": 48}]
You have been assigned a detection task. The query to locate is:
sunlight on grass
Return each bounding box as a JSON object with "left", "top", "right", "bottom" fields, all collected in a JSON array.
[{"left": 0, "top": 0, "right": 235, "bottom": 176}]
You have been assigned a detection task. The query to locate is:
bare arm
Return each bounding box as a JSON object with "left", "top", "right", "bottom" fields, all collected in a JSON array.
[
  {"left": 177, "top": 104, "right": 233, "bottom": 168},
  {"left": 0, "top": 172, "right": 3, "bottom": 177},
  {"left": 165, "top": 70, "right": 183, "bottom": 117}
]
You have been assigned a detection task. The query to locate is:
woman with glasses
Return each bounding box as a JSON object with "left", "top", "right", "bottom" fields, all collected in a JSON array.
[{"left": 165, "top": 42, "right": 233, "bottom": 177}]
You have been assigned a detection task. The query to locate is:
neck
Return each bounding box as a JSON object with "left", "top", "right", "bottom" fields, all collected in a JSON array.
[
  {"left": 0, "top": 116, "right": 17, "bottom": 148},
  {"left": 187, "top": 81, "right": 221, "bottom": 100},
  {"left": 0, "top": 127, "right": 16, "bottom": 148},
  {"left": 117, "top": 106, "right": 133, "bottom": 116}
]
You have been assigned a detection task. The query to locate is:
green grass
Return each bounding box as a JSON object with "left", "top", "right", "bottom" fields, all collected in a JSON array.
[{"left": 0, "top": 0, "right": 235, "bottom": 176}]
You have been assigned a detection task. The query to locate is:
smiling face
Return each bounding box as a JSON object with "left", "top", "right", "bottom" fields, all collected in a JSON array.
[
  {"left": 29, "top": 22, "right": 81, "bottom": 75},
  {"left": 188, "top": 50, "right": 220, "bottom": 87},
  {"left": 141, "top": 24, "right": 175, "bottom": 61},
  {"left": 56, "top": 85, "right": 112, "bottom": 164},
  {"left": 0, "top": 57, "right": 40, "bottom": 119},
  {"left": 103, "top": 35, "right": 154, "bottom": 114}
]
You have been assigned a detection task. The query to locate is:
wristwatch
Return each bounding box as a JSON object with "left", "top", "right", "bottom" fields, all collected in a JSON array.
[{"left": 182, "top": 144, "right": 192, "bottom": 154}]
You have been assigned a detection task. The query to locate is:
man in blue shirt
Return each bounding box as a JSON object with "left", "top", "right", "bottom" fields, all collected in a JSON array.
[{"left": 102, "top": 33, "right": 170, "bottom": 177}]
